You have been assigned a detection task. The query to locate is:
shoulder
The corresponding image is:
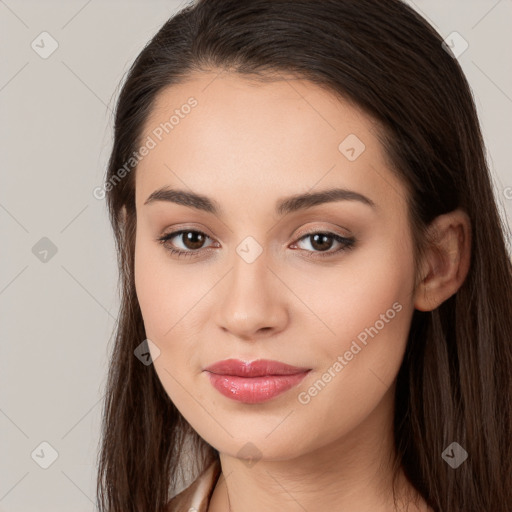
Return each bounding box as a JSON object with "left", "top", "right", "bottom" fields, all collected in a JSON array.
[{"left": 165, "top": 459, "right": 222, "bottom": 512}]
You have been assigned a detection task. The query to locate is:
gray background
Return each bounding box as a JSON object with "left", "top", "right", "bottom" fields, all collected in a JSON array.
[{"left": 1, "top": 0, "right": 511, "bottom": 510}]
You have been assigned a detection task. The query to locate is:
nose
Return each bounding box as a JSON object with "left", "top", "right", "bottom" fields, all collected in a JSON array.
[{"left": 213, "top": 251, "right": 289, "bottom": 341}]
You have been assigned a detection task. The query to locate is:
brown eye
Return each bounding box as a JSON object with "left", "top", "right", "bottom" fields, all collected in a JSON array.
[
  {"left": 179, "top": 230, "right": 207, "bottom": 250},
  {"left": 309, "top": 233, "right": 336, "bottom": 251},
  {"left": 157, "top": 229, "right": 215, "bottom": 258},
  {"left": 293, "top": 231, "right": 356, "bottom": 258}
]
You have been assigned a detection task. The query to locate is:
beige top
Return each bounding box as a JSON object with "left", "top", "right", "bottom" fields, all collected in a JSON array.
[{"left": 165, "top": 459, "right": 222, "bottom": 512}]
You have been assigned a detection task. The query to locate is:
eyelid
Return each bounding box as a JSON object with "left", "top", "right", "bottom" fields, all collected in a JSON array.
[
  {"left": 157, "top": 228, "right": 217, "bottom": 250},
  {"left": 158, "top": 223, "right": 351, "bottom": 245},
  {"left": 293, "top": 224, "right": 353, "bottom": 239},
  {"left": 157, "top": 224, "right": 356, "bottom": 260}
]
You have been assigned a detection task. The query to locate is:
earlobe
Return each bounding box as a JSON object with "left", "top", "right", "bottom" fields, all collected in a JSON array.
[{"left": 414, "top": 209, "right": 472, "bottom": 312}]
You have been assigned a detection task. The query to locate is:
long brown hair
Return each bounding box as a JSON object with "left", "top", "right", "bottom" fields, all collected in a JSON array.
[{"left": 96, "top": 1, "right": 512, "bottom": 510}]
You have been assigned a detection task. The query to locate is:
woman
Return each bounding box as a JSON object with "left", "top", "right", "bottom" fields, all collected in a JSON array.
[{"left": 96, "top": 0, "right": 512, "bottom": 511}]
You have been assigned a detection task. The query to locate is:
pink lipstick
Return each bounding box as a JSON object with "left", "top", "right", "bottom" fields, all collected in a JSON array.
[{"left": 203, "top": 359, "right": 311, "bottom": 404}]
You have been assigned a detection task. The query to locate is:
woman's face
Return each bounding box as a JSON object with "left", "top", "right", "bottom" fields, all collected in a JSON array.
[{"left": 133, "top": 70, "right": 418, "bottom": 461}]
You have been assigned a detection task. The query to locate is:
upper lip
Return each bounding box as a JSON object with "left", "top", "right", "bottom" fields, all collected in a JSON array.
[{"left": 203, "top": 359, "right": 311, "bottom": 377}]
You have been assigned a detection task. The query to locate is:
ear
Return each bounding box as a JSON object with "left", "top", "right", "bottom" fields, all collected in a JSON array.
[{"left": 414, "top": 209, "right": 472, "bottom": 311}]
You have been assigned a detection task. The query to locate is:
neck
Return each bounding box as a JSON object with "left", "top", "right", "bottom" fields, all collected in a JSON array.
[{"left": 208, "top": 386, "right": 428, "bottom": 512}]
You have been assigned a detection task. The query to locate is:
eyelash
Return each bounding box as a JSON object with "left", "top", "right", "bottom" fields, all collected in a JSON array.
[{"left": 156, "top": 229, "right": 356, "bottom": 260}]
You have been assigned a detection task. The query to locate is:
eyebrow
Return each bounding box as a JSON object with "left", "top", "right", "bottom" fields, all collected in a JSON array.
[{"left": 143, "top": 186, "right": 376, "bottom": 216}]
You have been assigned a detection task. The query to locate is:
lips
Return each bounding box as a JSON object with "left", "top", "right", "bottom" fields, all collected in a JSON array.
[
  {"left": 203, "top": 359, "right": 311, "bottom": 404},
  {"left": 204, "top": 358, "right": 311, "bottom": 376}
]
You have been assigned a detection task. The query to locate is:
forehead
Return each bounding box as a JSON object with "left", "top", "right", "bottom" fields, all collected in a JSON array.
[{"left": 135, "top": 70, "right": 407, "bottom": 215}]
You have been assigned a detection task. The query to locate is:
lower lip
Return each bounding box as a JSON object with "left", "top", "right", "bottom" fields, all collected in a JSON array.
[{"left": 205, "top": 371, "right": 310, "bottom": 404}]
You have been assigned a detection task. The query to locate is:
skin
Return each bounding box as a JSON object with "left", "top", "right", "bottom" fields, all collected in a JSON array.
[{"left": 133, "top": 70, "right": 471, "bottom": 511}]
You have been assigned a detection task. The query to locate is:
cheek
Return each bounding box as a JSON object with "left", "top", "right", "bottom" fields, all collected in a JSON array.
[
  {"left": 134, "top": 242, "right": 170, "bottom": 336},
  {"left": 134, "top": 239, "right": 201, "bottom": 405},
  {"left": 134, "top": 231, "right": 194, "bottom": 340},
  {"left": 293, "top": 227, "right": 416, "bottom": 426},
  {"left": 290, "top": 228, "right": 416, "bottom": 397},
  {"left": 134, "top": 233, "right": 213, "bottom": 375},
  {"left": 292, "top": 226, "right": 416, "bottom": 353}
]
